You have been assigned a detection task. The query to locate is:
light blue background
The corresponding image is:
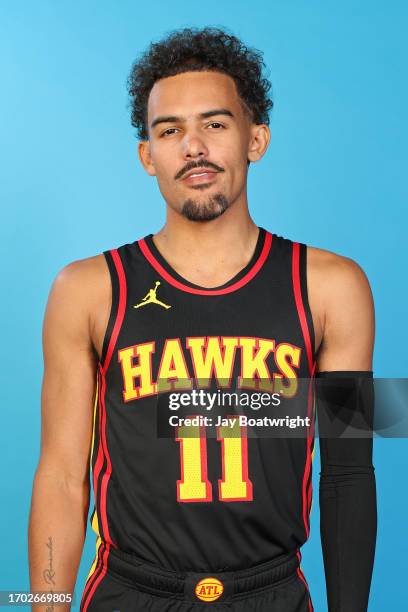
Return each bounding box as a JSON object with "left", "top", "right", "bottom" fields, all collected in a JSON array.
[{"left": 1, "top": 1, "right": 407, "bottom": 610}]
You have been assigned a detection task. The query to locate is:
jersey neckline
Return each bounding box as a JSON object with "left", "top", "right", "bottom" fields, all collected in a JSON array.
[{"left": 137, "top": 226, "right": 273, "bottom": 296}]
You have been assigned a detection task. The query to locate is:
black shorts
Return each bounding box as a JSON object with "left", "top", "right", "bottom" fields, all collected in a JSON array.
[{"left": 80, "top": 545, "right": 314, "bottom": 611}]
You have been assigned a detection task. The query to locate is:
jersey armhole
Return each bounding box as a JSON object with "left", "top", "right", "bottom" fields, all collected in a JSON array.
[{"left": 99, "top": 249, "right": 121, "bottom": 371}]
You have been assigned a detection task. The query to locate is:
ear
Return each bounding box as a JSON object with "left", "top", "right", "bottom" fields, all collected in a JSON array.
[
  {"left": 247, "top": 124, "right": 271, "bottom": 163},
  {"left": 138, "top": 140, "right": 156, "bottom": 176}
]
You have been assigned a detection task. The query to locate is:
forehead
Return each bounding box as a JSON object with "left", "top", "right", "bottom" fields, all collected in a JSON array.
[{"left": 147, "top": 71, "right": 243, "bottom": 121}]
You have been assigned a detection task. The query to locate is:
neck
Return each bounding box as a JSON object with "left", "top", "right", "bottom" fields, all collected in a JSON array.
[{"left": 151, "top": 200, "right": 260, "bottom": 288}]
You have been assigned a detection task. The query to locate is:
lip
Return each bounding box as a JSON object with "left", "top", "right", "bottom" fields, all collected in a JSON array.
[{"left": 182, "top": 170, "right": 218, "bottom": 185}]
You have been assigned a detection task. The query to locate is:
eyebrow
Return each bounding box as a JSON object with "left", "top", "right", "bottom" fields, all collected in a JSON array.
[{"left": 150, "top": 108, "right": 234, "bottom": 130}]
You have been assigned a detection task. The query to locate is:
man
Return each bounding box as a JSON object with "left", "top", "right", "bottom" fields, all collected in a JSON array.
[{"left": 28, "top": 27, "right": 377, "bottom": 611}]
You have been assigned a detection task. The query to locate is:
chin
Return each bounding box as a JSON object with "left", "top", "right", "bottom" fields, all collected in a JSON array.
[{"left": 180, "top": 193, "right": 229, "bottom": 222}]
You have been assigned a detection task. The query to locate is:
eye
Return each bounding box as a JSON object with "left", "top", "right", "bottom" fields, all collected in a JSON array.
[
  {"left": 207, "top": 122, "right": 225, "bottom": 129},
  {"left": 161, "top": 128, "right": 179, "bottom": 137}
]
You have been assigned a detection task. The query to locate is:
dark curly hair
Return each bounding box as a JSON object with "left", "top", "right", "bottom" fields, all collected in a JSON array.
[{"left": 127, "top": 26, "right": 274, "bottom": 141}]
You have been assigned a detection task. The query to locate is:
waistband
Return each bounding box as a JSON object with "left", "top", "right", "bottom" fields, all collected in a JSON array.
[{"left": 105, "top": 547, "right": 300, "bottom": 604}]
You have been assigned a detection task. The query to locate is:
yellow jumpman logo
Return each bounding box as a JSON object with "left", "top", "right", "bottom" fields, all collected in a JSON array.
[{"left": 133, "top": 281, "right": 171, "bottom": 310}]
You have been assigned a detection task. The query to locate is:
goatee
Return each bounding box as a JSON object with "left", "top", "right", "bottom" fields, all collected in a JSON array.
[{"left": 181, "top": 193, "right": 229, "bottom": 222}]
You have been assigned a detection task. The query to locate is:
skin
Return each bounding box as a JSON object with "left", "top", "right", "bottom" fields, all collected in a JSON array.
[{"left": 28, "top": 70, "right": 374, "bottom": 608}]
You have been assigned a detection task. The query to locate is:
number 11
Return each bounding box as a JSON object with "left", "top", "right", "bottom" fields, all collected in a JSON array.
[{"left": 175, "top": 415, "right": 253, "bottom": 502}]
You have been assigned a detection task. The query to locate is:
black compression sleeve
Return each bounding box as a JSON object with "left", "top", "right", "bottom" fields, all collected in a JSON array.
[{"left": 316, "top": 371, "right": 377, "bottom": 612}]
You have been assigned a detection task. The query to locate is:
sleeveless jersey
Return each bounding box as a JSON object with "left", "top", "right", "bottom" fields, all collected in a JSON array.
[{"left": 88, "top": 226, "right": 317, "bottom": 575}]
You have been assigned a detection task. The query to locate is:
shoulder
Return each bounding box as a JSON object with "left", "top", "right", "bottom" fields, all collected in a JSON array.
[
  {"left": 304, "top": 244, "right": 374, "bottom": 367},
  {"left": 45, "top": 253, "right": 111, "bottom": 339},
  {"left": 306, "top": 244, "right": 373, "bottom": 310},
  {"left": 51, "top": 252, "right": 109, "bottom": 301}
]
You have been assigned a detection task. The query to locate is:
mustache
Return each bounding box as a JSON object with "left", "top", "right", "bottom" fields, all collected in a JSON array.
[{"left": 175, "top": 160, "right": 225, "bottom": 181}]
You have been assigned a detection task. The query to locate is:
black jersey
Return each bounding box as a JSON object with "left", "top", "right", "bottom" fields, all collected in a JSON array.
[{"left": 86, "top": 226, "right": 316, "bottom": 583}]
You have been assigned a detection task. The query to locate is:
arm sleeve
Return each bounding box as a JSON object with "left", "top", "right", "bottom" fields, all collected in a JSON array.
[{"left": 316, "top": 371, "right": 377, "bottom": 612}]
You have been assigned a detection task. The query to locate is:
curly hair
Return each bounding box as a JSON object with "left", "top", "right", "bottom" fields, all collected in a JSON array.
[{"left": 127, "top": 26, "right": 274, "bottom": 141}]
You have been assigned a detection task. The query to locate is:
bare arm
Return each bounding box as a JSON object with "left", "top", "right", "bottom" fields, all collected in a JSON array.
[
  {"left": 28, "top": 260, "right": 100, "bottom": 611},
  {"left": 309, "top": 250, "right": 377, "bottom": 611},
  {"left": 313, "top": 252, "right": 374, "bottom": 372}
]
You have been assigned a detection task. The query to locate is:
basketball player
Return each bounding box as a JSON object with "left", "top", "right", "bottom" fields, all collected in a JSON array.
[{"left": 28, "top": 27, "right": 377, "bottom": 611}]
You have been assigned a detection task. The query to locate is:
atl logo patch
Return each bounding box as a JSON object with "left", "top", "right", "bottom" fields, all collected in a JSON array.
[{"left": 194, "top": 577, "right": 224, "bottom": 602}]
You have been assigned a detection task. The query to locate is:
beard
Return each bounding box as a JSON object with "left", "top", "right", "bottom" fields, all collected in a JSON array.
[{"left": 181, "top": 192, "right": 229, "bottom": 222}]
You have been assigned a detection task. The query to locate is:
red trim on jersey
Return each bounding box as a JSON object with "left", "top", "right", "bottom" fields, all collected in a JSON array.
[
  {"left": 292, "top": 242, "right": 316, "bottom": 539},
  {"left": 291, "top": 242, "right": 314, "bottom": 376},
  {"left": 302, "top": 365, "right": 316, "bottom": 532},
  {"left": 137, "top": 231, "right": 273, "bottom": 295},
  {"left": 79, "top": 543, "right": 103, "bottom": 610},
  {"left": 101, "top": 249, "right": 127, "bottom": 374},
  {"left": 93, "top": 248, "right": 126, "bottom": 547},
  {"left": 81, "top": 542, "right": 111, "bottom": 611},
  {"left": 98, "top": 364, "right": 117, "bottom": 547},
  {"left": 80, "top": 539, "right": 104, "bottom": 610},
  {"left": 296, "top": 549, "right": 314, "bottom": 612}
]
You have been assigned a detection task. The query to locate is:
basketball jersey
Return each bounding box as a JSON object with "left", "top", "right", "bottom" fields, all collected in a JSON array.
[{"left": 88, "top": 226, "right": 317, "bottom": 574}]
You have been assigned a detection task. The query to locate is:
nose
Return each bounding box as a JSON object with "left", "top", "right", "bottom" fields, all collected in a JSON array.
[{"left": 181, "top": 130, "right": 209, "bottom": 160}]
